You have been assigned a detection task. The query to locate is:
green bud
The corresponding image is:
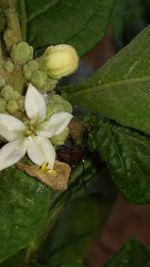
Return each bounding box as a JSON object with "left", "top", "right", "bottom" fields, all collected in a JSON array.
[
  {"left": 13, "top": 90, "right": 20, "bottom": 100},
  {"left": 30, "top": 70, "right": 47, "bottom": 89},
  {"left": 47, "top": 94, "right": 72, "bottom": 117},
  {"left": 17, "top": 96, "right": 25, "bottom": 111},
  {"left": 23, "top": 60, "right": 39, "bottom": 80},
  {"left": 50, "top": 127, "right": 69, "bottom": 145},
  {"left": 1, "top": 85, "right": 15, "bottom": 100},
  {"left": 0, "top": 76, "right": 6, "bottom": 89},
  {"left": 6, "top": 99, "right": 19, "bottom": 114},
  {"left": 0, "top": 97, "right": 6, "bottom": 112},
  {"left": 39, "top": 44, "right": 79, "bottom": 79},
  {"left": 3, "top": 60, "right": 14, "bottom": 73},
  {"left": 11, "top": 42, "right": 33, "bottom": 66},
  {"left": 42, "top": 77, "right": 58, "bottom": 93}
]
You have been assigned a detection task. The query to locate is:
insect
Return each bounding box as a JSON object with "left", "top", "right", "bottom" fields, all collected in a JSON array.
[
  {"left": 56, "top": 139, "right": 84, "bottom": 168},
  {"left": 56, "top": 121, "right": 93, "bottom": 168}
]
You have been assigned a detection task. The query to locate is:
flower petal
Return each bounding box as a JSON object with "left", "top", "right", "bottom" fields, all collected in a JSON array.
[
  {"left": 0, "top": 114, "right": 26, "bottom": 141},
  {"left": 27, "top": 136, "right": 56, "bottom": 169},
  {"left": 0, "top": 139, "right": 27, "bottom": 171},
  {"left": 25, "top": 84, "right": 46, "bottom": 121},
  {"left": 38, "top": 112, "right": 73, "bottom": 138}
]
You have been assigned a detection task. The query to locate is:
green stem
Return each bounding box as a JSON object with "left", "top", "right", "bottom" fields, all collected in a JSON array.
[
  {"left": 19, "top": 0, "right": 27, "bottom": 41},
  {"left": 1, "top": 0, "right": 22, "bottom": 49}
]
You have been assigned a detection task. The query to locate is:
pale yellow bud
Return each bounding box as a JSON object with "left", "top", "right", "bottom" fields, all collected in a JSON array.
[{"left": 39, "top": 44, "right": 79, "bottom": 79}]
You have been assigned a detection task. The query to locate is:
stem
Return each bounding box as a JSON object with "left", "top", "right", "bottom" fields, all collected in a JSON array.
[
  {"left": 1, "top": 0, "right": 22, "bottom": 49},
  {"left": 19, "top": 0, "right": 27, "bottom": 41}
]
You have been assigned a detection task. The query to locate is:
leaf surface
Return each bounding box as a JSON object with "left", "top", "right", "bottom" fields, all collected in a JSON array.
[
  {"left": 18, "top": 0, "right": 115, "bottom": 55},
  {"left": 89, "top": 115, "right": 150, "bottom": 204},
  {"left": 64, "top": 26, "right": 150, "bottom": 134},
  {"left": 103, "top": 240, "right": 150, "bottom": 266},
  {"left": 0, "top": 166, "right": 51, "bottom": 263}
]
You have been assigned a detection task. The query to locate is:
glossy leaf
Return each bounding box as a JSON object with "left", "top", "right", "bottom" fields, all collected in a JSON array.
[
  {"left": 0, "top": 166, "right": 51, "bottom": 263},
  {"left": 64, "top": 25, "right": 150, "bottom": 134},
  {"left": 103, "top": 240, "right": 150, "bottom": 266},
  {"left": 17, "top": 0, "right": 116, "bottom": 55},
  {"left": 89, "top": 114, "right": 150, "bottom": 204}
]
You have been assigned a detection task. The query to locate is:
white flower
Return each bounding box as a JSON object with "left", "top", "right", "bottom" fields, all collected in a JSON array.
[{"left": 0, "top": 84, "right": 73, "bottom": 171}]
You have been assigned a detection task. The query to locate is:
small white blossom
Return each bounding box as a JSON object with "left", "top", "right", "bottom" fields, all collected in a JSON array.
[{"left": 0, "top": 84, "right": 73, "bottom": 171}]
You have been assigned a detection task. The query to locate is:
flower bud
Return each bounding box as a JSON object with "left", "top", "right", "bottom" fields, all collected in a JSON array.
[
  {"left": 0, "top": 97, "right": 6, "bottom": 112},
  {"left": 23, "top": 60, "right": 39, "bottom": 80},
  {"left": 39, "top": 44, "right": 79, "bottom": 79},
  {"left": 0, "top": 76, "right": 6, "bottom": 89},
  {"left": 30, "top": 70, "right": 47, "bottom": 90},
  {"left": 50, "top": 127, "right": 69, "bottom": 145},
  {"left": 11, "top": 42, "right": 33, "bottom": 66},
  {"left": 42, "top": 77, "right": 58, "bottom": 93},
  {"left": 17, "top": 96, "right": 25, "bottom": 111},
  {"left": 6, "top": 99, "right": 19, "bottom": 114},
  {"left": 47, "top": 95, "right": 72, "bottom": 117},
  {"left": 13, "top": 90, "right": 20, "bottom": 100},
  {"left": 1, "top": 85, "right": 15, "bottom": 100},
  {"left": 3, "top": 60, "right": 14, "bottom": 73}
]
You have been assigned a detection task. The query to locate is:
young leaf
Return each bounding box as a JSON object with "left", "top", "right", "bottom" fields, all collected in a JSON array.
[
  {"left": 89, "top": 114, "right": 150, "bottom": 204},
  {"left": 18, "top": 0, "right": 116, "bottom": 55},
  {"left": 103, "top": 239, "right": 150, "bottom": 267},
  {"left": 64, "top": 25, "right": 150, "bottom": 134},
  {"left": 0, "top": 166, "right": 51, "bottom": 263}
]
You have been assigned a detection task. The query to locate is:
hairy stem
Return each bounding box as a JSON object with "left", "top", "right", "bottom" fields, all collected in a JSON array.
[{"left": 1, "top": 0, "right": 22, "bottom": 50}]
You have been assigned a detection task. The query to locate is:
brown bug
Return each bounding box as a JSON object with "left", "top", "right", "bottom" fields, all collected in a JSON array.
[
  {"left": 56, "top": 121, "right": 93, "bottom": 168},
  {"left": 56, "top": 140, "right": 84, "bottom": 168}
]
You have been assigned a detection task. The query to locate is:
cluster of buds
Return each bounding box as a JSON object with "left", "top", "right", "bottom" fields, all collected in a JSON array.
[
  {"left": 9, "top": 42, "right": 79, "bottom": 94},
  {"left": 0, "top": 41, "right": 79, "bottom": 173},
  {"left": 0, "top": 77, "right": 24, "bottom": 114}
]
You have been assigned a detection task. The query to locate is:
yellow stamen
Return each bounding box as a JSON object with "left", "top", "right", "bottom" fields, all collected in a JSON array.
[
  {"left": 47, "top": 169, "right": 57, "bottom": 176},
  {"left": 41, "top": 162, "right": 57, "bottom": 176},
  {"left": 41, "top": 162, "right": 48, "bottom": 172}
]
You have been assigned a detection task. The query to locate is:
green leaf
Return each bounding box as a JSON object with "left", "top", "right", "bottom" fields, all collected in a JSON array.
[
  {"left": 40, "top": 194, "right": 111, "bottom": 266},
  {"left": 18, "top": 0, "right": 116, "bottom": 55},
  {"left": 0, "top": 250, "right": 27, "bottom": 267},
  {"left": 0, "top": 166, "right": 51, "bottom": 263},
  {"left": 89, "top": 114, "right": 150, "bottom": 204},
  {"left": 64, "top": 25, "right": 150, "bottom": 134},
  {"left": 103, "top": 240, "right": 150, "bottom": 266}
]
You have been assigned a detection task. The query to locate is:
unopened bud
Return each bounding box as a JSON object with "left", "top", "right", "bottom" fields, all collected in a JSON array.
[
  {"left": 17, "top": 96, "right": 25, "bottom": 111},
  {"left": 3, "top": 60, "right": 14, "bottom": 73},
  {"left": 11, "top": 42, "right": 33, "bottom": 66},
  {"left": 42, "top": 77, "right": 58, "bottom": 93},
  {"left": 47, "top": 95, "right": 72, "bottom": 117},
  {"left": 23, "top": 60, "right": 39, "bottom": 80},
  {"left": 0, "top": 97, "right": 6, "bottom": 112},
  {"left": 30, "top": 70, "right": 47, "bottom": 89},
  {"left": 50, "top": 127, "right": 69, "bottom": 145},
  {"left": 6, "top": 99, "right": 19, "bottom": 114},
  {"left": 39, "top": 44, "right": 79, "bottom": 79},
  {"left": 1, "top": 85, "right": 15, "bottom": 100},
  {"left": 0, "top": 76, "right": 6, "bottom": 89}
]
